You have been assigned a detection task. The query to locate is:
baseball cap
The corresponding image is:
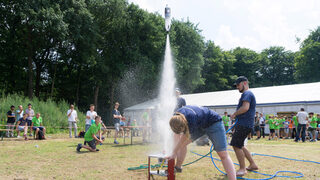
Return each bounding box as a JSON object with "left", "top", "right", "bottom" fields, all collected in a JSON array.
[
  {"left": 234, "top": 76, "right": 248, "bottom": 86},
  {"left": 175, "top": 88, "right": 181, "bottom": 93}
]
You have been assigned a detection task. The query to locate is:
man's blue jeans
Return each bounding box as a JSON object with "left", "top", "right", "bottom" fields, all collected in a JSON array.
[{"left": 296, "top": 124, "right": 306, "bottom": 142}]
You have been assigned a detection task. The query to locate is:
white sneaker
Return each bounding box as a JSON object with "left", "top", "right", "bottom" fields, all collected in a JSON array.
[{"left": 17, "top": 136, "right": 21, "bottom": 138}]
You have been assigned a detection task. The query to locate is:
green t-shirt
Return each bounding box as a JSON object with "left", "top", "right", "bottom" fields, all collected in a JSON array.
[
  {"left": 293, "top": 116, "right": 298, "bottom": 127},
  {"left": 310, "top": 116, "right": 318, "bottom": 128},
  {"left": 84, "top": 123, "right": 101, "bottom": 141},
  {"left": 274, "top": 119, "right": 281, "bottom": 129},
  {"left": 268, "top": 119, "right": 275, "bottom": 129},
  {"left": 32, "top": 117, "right": 42, "bottom": 127},
  {"left": 278, "top": 118, "right": 285, "bottom": 128},
  {"left": 222, "top": 115, "right": 229, "bottom": 126}
]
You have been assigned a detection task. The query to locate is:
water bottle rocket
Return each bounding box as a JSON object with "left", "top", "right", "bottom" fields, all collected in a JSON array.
[{"left": 164, "top": 5, "right": 171, "bottom": 32}]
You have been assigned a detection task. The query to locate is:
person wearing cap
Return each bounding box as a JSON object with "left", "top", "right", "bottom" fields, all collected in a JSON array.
[
  {"left": 230, "top": 76, "right": 258, "bottom": 176},
  {"left": 174, "top": 88, "right": 186, "bottom": 112},
  {"left": 25, "top": 103, "right": 35, "bottom": 136},
  {"left": 6, "top": 105, "right": 16, "bottom": 137}
]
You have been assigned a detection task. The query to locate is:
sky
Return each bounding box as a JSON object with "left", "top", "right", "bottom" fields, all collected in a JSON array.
[{"left": 128, "top": 0, "right": 320, "bottom": 52}]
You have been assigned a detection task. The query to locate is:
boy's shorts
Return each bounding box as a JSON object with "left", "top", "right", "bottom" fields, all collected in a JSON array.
[
  {"left": 270, "top": 129, "right": 275, "bottom": 133},
  {"left": 114, "top": 123, "right": 120, "bottom": 132},
  {"left": 230, "top": 124, "right": 252, "bottom": 148},
  {"left": 85, "top": 139, "right": 97, "bottom": 150},
  {"left": 18, "top": 126, "right": 25, "bottom": 131},
  {"left": 32, "top": 126, "right": 44, "bottom": 131}
]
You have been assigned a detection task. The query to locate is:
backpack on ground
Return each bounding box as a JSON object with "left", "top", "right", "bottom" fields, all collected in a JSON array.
[
  {"left": 37, "top": 130, "right": 45, "bottom": 140},
  {"left": 78, "top": 131, "right": 85, "bottom": 138}
]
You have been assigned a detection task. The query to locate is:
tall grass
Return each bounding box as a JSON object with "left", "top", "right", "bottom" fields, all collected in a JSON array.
[{"left": 0, "top": 92, "right": 85, "bottom": 133}]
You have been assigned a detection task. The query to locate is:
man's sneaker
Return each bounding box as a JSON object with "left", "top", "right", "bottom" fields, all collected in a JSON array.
[
  {"left": 114, "top": 140, "right": 119, "bottom": 144},
  {"left": 95, "top": 149, "right": 100, "bottom": 151},
  {"left": 76, "top": 143, "right": 82, "bottom": 152},
  {"left": 29, "top": 134, "right": 33, "bottom": 137},
  {"left": 24, "top": 134, "right": 28, "bottom": 141},
  {"left": 17, "top": 135, "right": 21, "bottom": 138},
  {"left": 175, "top": 166, "right": 182, "bottom": 173}
]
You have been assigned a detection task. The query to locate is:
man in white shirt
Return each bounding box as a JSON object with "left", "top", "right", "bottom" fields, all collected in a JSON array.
[
  {"left": 295, "top": 108, "right": 308, "bottom": 142},
  {"left": 85, "top": 104, "right": 97, "bottom": 132},
  {"left": 67, "top": 104, "right": 78, "bottom": 138}
]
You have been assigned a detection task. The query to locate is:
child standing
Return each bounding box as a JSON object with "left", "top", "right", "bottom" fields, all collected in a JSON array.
[
  {"left": 267, "top": 115, "right": 275, "bottom": 140},
  {"left": 283, "top": 117, "right": 290, "bottom": 139}
]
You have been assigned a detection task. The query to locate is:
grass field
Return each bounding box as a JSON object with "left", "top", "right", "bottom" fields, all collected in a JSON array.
[{"left": 0, "top": 135, "right": 319, "bottom": 180}]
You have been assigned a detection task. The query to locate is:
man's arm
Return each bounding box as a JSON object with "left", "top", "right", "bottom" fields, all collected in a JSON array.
[
  {"left": 92, "top": 134, "right": 102, "bottom": 143},
  {"left": 169, "top": 134, "right": 192, "bottom": 159},
  {"left": 67, "top": 110, "right": 72, "bottom": 117},
  {"left": 231, "top": 101, "right": 250, "bottom": 119}
]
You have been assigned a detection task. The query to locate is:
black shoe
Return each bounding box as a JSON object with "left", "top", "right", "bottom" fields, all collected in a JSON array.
[
  {"left": 77, "top": 143, "right": 82, "bottom": 152},
  {"left": 95, "top": 149, "right": 99, "bottom": 151},
  {"left": 175, "top": 166, "right": 182, "bottom": 173}
]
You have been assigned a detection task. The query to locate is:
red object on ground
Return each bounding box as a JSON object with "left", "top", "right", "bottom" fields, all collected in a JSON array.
[{"left": 148, "top": 155, "right": 175, "bottom": 180}]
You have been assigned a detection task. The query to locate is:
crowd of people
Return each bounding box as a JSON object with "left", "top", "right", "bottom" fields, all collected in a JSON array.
[{"left": 3, "top": 103, "right": 46, "bottom": 140}]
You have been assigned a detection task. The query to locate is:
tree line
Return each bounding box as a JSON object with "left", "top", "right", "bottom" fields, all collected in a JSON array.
[{"left": 1, "top": 0, "right": 319, "bottom": 124}]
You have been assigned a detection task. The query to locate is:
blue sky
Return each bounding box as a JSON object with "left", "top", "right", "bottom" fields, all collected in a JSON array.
[{"left": 128, "top": 0, "right": 320, "bottom": 52}]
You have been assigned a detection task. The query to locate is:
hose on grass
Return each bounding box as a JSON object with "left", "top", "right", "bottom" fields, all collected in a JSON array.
[{"left": 127, "top": 120, "right": 317, "bottom": 179}]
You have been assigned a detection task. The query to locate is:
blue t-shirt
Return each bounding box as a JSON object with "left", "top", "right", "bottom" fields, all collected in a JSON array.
[
  {"left": 236, "top": 90, "right": 256, "bottom": 128},
  {"left": 112, "top": 109, "right": 121, "bottom": 124},
  {"left": 175, "top": 97, "right": 186, "bottom": 111},
  {"left": 177, "top": 105, "right": 221, "bottom": 135}
]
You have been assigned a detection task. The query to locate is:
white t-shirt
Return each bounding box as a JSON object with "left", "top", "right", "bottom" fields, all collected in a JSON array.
[
  {"left": 86, "top": 111, "right": 97, "bottom": 125},
  {"left": 67, "top": 109, "right": 78, "bottom": 122},
  {"left": 259, "top": 117, "right": 265, "bottom": 124},
  {"left": 297, "top": 111, "right": 308, "bottom": 124}
]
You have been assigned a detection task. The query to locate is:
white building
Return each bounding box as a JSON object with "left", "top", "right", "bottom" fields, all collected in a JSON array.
[{"left": 124, "top": 82, "right": 320, "bottom": 125}]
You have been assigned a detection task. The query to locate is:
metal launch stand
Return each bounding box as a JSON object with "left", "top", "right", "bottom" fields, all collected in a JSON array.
[{"left": 148, "top": 154, "right": 175, "bottom": 180}]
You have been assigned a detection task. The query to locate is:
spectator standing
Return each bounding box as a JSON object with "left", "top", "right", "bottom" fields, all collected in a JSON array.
[
  {"left": 67, "top": 104, "right": 78, "bottom": 138},
  {"left": 267, "top": 115, "right": 276, "bottom": 140},
  {"left": 295, "top": 108, "right": 308, "bottom": 142},
  {"left": 16, "top": 105, "right": 24, "bottom": 121},
  {"left": 308, "top": 113, "right": 317, "bottom": 142},
  {"left": 230, "top": 76, "right": 258, "bottom": 176},
  {"left": 292, "top": 113, "right": 298, "bottom": 139},
  {"left": 283, "top": 117, "right": 290, "bottom": 139},
  {"left": 85, "top": 104, "right": 97, "bottom": 132},
  {"left": 274, "top": 116, "right": 281, "bottom": 139},
  {"left": 222, "top": 112, "right": 230, "bottom": 131},
  {"left": 15, "top": 113, "right": 28, "bottom": 140},
  {"left": 254, "top": 112, "right": 260, "bottom": 140},
  {"left": 25, "top": 103, "right": 35, "bottom": 136},
  {"left": 174, "top": 88, "right": 186, "bottom": 112},
  {"left": 259, "top": 113, "right": 265, "bottom": 138},
  {"left": 112, "top": 102, "right": 121, "bottom": 144},
  {"left": 31, "top": 113, "right": 46, "bottom": 139},
  {"left": 288, "top": 117, "right": 294, "bottom": 138},
  {"left": 6, "top": 105, "right": 16, "bottom": 137}
]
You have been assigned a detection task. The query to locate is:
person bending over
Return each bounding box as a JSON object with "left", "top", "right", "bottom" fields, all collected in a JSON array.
[
  {"left": 168, "top": 105, "right": 236, "bottom": 180},
  {"left": 77, "top": 116, "right": 104, "bottom": 152}
]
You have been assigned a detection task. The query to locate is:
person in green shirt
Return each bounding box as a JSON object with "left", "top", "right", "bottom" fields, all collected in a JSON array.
[
  {"left": 308, "top": 113, "right": 318, "bottom": 142},
  {"left": 274, "top": 117, "right": 281, "bottom": 140},
  {"left": 292, "top": 114, "right": 298, "bottom": 139},
  {"left": 278, "top": 116, "right": 285, "bottom": 138},
  {"left": 222, "top": 112, "right": 230, "bottom": 131},
  {"left": 77, "top": 116, "right": 104, "bottom": 152},
  {"left": 31, "top": 113, "right": 46, "bottom": 139},
  {"left": 266, "top": 116, "right": 276, "bottom": 140}
]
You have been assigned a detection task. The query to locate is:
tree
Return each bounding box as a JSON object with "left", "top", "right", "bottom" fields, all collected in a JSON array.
[
  {"left": 258, "top": 46, "right": 295, "bottom": 86},
  {"left": 231, "top": 47, "right": 261, "bottom": 87},
  {"left": 195, "top": 41, "right": 236, "bottom": 92},
  {"left": 170, "top": 19, "right": 205, "bottom": 93},
  {"left": 295, "top": 26, "right": 320, "bottom": 83}
]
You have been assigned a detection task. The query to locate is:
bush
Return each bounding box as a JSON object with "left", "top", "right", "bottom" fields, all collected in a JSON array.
[{"left": 0, "top": 92, "right": 85, "bottom": 133}]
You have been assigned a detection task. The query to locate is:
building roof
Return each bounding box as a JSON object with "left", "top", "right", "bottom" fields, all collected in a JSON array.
[{"left": 124, "top": 82, "right": 320, "bottom": 111}]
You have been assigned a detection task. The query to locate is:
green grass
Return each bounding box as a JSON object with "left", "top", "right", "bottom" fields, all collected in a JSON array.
[
  {"left": 0, "top": 92, "right": 86, "bottom": 133},
  {"left": 0, "top": 135, "right": 319, "bottom": 180}
]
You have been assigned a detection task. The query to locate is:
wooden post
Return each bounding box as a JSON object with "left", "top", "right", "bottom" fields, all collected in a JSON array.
[{"left": 167, "top": 159, "right": 175, "bottom": 180}]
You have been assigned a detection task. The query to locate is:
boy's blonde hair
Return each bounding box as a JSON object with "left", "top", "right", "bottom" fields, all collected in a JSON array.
[{"left": 169, "top": 113, "right": 190, "bottom": 138}]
